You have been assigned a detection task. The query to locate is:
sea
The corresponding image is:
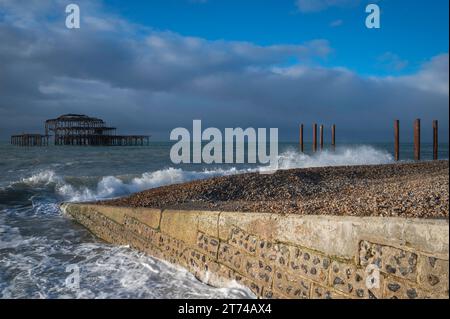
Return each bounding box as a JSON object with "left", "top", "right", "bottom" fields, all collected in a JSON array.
[{"left": 0, "top": 141, "right": 448, "bottom": 299}]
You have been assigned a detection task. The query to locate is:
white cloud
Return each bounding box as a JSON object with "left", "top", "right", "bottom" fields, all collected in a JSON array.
[
  {"left": 377, "top": 52, "right": 408, "bottom": 72},
  {"left": 395, "top": 54, "right": 449, "bottom": 95},
  {"left": 295, "top": 0, "right": 358, "bottom": 13},
  {"left": 330, "top": 19, "right": 344, "bottom": 27}
]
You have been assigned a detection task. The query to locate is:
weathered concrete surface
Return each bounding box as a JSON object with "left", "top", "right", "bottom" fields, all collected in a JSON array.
[
  {"left": 274, "top": 215, "right": 449, "bottom": 260},
  {"left": 61, "top": 203, "right": 449, "bottom": 299}
]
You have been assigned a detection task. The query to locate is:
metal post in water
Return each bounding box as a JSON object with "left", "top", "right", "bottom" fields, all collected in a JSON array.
[
  {"left": 433, "top": 120, "right": 438, "bottom": 160},
  {"left": 414, "top": 119, "right": 421, "bottom": 161},
  {"left": 299, "top": 124, "right": 304, "bottom": 152},
  {"left": 313, "top": 123, "right": 317, "bottom": 152},
  {"left": 394, "top": 120, "right": 400, "bottom": 161}
]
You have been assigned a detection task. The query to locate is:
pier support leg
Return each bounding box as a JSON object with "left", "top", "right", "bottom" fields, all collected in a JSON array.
[
  {"left": 299, "top": 124, "right": 304, "bottom": 153},
  {"left": 313, "top": 123, "right": 317, "bottom": 152},
  {"left": 414, "top": 119, "right": 421, "bottom": 161},
  {"left": 433, "top": 120, "right": 438, "bottom": 160},
  {"left": 394, "top": 120, "right": 400, "bottom": 161}
]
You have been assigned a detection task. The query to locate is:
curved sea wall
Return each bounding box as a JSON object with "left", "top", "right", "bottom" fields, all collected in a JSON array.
[{"left": 61, "top": 203, "right": 449, "bottom": 299}]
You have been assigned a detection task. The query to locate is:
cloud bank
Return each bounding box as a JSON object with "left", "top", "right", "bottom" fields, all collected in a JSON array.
[{"left": 0, "top": 0, "right": 448, "bottom": 141}]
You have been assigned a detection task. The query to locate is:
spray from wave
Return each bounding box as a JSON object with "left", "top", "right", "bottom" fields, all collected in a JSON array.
[
  {"left": 10, "top": 146, "right": 393, "bottom": 203},
  {"left": 276, "top": 145, "right": 393, "bottom": 169}
]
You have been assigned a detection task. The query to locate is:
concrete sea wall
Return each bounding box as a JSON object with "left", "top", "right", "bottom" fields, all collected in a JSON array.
[{"left": 61, "top": 203, "right": 449, "bottom": 299}]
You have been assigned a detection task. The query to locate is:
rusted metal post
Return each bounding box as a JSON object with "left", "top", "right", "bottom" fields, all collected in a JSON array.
[
  {"left": 299, "top": 124, "right": 304, "bottom": 152},
  {"left": 394, "top": 120, "right": 400, "bottom": 161},
  {"left": 433, "top": 120, "right": 438, "bottom": 160},
  {"left": 414, "top": 119, "right": 421, "bottom": 161},
  {"left": 312, "top": 123, "right": 317, "bottom": 152},
  {"left": 331, "top": 124, "right": 336, "bottom": 150},
  {"left": 320, "top": 125, "right": 324, "bottom": 150}
]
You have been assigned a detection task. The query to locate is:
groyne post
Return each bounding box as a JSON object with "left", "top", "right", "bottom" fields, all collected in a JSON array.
[
  {"left": 414, "top": 119, "right": 421, "bottom": 161},
  {"left": 433, "top": 120, "right": 438, "bottom": 160},
  {"left": 320, "top": 125, "right": 324, "bottom": 151},
  {"left": 331, "top": 124, "right": 336, "bottom": 150},
  {"left": 313, "top": 123, "right": 317, "bottom": 152},
  {"left": 299, "top": 124, "right": 304, "bottom": 152},
  {"left": 394, "top": 120, "right": 400, "bottom": 161}
]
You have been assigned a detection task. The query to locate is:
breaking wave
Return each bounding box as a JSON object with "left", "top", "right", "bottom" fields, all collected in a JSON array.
[
  {"left": 275, "top": 145, "right": 394, "bottom": 169},
  {"left": 9, "top": 145, "right": 394, "bottom": 203}
]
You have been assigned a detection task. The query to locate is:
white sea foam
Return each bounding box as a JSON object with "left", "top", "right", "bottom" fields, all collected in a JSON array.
[
  {"left": 0, "top": 236, "right": 254, "bottom": 299},
  {"left": 0, "top": 220, "right": 24, "bottom": 250},
  {"left": 54, "top": 167, "right": 242, "bottom": 202},
  {"left": 275, "top": 145, "right": 394, "bottom": 169},
  {"left": 15, "top": 145, "right": 393, "bottom": 202},
  {"left": 21, "top": 170, "right": 62, "bottom": 185}
]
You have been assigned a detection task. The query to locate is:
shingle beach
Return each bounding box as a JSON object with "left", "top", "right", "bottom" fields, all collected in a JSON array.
[{"left": 101, "top": 160, "right": 449, "bottom": 218}]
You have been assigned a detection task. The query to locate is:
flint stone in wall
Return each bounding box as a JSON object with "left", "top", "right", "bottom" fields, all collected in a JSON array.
[
  {"left": 330, "top": 261, "right": 383, "bottom": 299},
  {"left": 229, "top": 227, "right": 257, "bottom": 255},
  {"left": 257, "top": 240, "right": 290, "bottom": 268},
  {"left": 288, "top": 246, "right": 330, "bottom": 284},
  {"left": 218, "top": 242, "right": 245, "bottom": 273},
  {"left": 384, "top": 278, "right": 444, "bottom": 299},
  {"left": 273, "top": 270, "right": 311, "bottom": 299},
  {"left": 197, "top": 231, "right": 220, "bottom": 258},
  {"left": 359, "top": 240, "right": 418, "bottom": 281}
]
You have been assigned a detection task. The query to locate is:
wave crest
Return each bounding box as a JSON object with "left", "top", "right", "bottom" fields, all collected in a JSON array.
[{"left": 13, "top": 145, "right": 393, "bottom": 202}]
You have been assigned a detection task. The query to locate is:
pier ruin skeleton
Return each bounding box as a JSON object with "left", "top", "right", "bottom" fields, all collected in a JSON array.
[
  {"left": 10, "top": 134, "right": 49, "bottom": 146},
  {"left": 11, "top": 114, "right": 150, "bottom": 146}
]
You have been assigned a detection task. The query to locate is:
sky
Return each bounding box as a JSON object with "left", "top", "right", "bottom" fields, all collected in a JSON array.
[{"left": 0, "top": 0, "right": 448, "bottom": 141}]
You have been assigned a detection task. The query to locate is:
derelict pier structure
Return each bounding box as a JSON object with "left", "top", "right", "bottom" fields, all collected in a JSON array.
[{"left": 11, "top": 114, "right": 150, "bottom": 146}]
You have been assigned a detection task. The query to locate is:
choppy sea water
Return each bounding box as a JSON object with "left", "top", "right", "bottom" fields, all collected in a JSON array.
[{"left": 0, "top": 141, "right": 447, "bottom": 299}]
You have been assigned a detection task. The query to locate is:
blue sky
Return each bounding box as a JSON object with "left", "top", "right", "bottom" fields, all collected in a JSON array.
[
  {"left": 0, "top": 0, "right": 448, "bottom": 141},
  {"left": 105, "top": 0, "right": 449, "bottom": 76}
]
